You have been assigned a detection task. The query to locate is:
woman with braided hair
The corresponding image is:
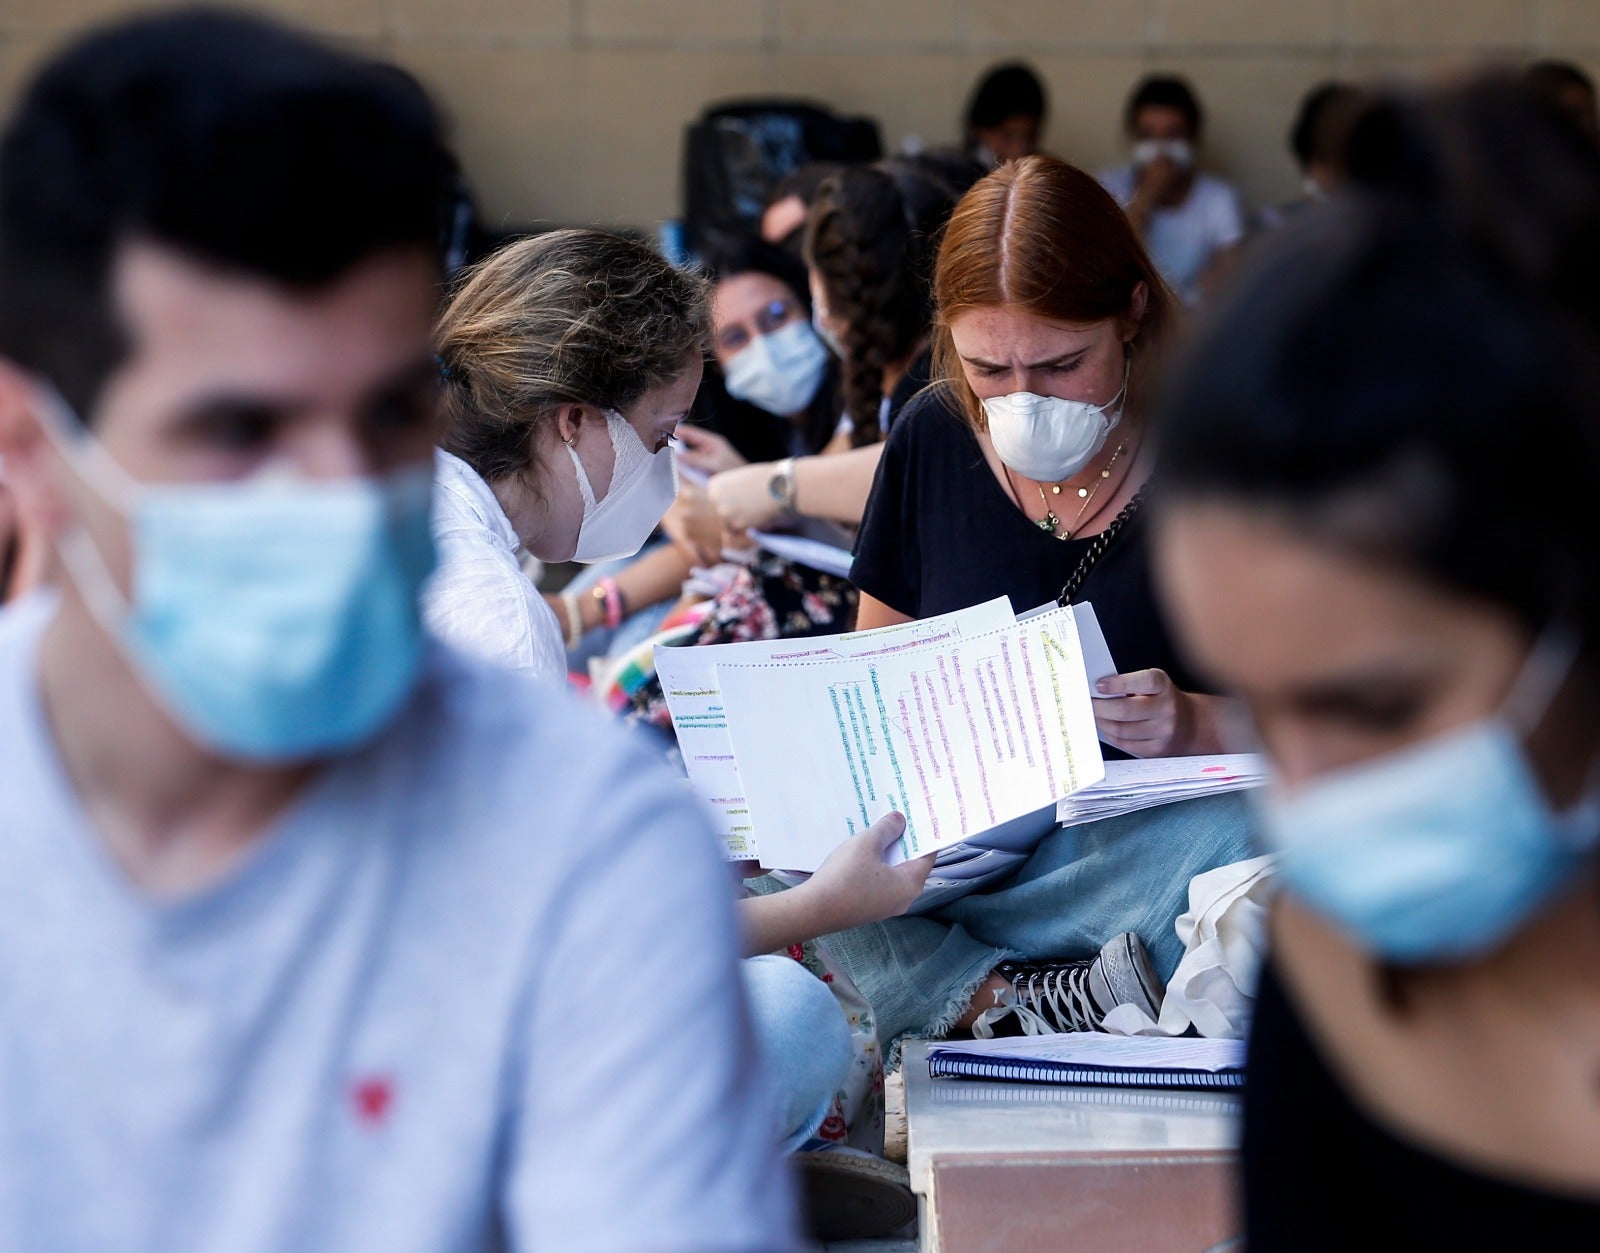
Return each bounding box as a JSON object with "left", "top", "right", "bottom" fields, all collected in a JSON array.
[{"left": 701, "top": 159, "right": 961, "bottom": 534}]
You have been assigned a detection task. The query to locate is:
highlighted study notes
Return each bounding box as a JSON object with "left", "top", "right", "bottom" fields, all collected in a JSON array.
[
  {"left": 656, "top": 597, "right": 1106, "bottom": 871},
  {"left": 655, "top": 597, "right": 1016, "bottom": 858}
]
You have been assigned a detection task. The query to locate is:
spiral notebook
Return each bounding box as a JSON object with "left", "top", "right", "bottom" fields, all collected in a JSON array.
[{"left": 927, "top": 1032, "right": 1246, "bottom": 1091}]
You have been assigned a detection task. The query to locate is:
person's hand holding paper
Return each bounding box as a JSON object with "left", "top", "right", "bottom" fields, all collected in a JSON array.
[
  {"left": 802, "top": 812, "right": 936, "bottom": 931},
  {"left": 1075, "top": 602, "right": 1235, "bottom": 758},
  {"left": 1093, "top": 667, "right": 1201, "bottom": 757},
  {"left": 738, "top": 812, "right": 935, "bottom": 954}
]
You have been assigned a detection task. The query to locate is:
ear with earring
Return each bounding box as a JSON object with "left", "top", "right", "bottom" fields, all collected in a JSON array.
[{"left": 557, "top": 403, "right": 582, "bottom": 448}]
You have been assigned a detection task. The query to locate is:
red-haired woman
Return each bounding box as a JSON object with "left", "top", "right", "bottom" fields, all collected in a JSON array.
[{"left": 825, "top": 156, "right": 1254, "bottom": 1058}]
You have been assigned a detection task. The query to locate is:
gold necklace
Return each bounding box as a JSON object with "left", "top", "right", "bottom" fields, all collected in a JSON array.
[{"left": 1034, "top": 442, "right": 1126, "bottom": 540}]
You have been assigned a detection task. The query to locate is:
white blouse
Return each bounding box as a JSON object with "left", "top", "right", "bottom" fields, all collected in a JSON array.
[{"left": 424, "top": 449, "right": 566, "bottom": 687}]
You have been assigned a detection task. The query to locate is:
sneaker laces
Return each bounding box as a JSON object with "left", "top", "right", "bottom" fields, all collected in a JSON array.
[
  {"left": 969, "top": 993, "right": 1057, "bottom": 1039},
  {"left": 1011, "top": 965, "right": 1103, "bottom": 1032}
]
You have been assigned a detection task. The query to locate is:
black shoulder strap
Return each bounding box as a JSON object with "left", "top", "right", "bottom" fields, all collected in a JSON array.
[{"left": 1056, "top": 489, "right": 1146, "bottom": 607}]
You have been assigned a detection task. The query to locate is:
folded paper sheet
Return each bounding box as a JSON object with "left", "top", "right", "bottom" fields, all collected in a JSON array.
[
  {"left": 715, "top": 603, "right": 1105, "bottom": 870},
  {"left": 655, "top": 597, "right": 1017, "bottom": 858}
]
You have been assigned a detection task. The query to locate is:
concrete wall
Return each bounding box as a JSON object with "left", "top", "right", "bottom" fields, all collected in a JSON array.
[{"left": 2, "top": 1, "right": 1597, "bottom": 235}]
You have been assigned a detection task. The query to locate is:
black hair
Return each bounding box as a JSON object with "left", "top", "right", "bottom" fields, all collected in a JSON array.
[
  {"left": 1524, "top": 59, "right": 1600, "bottom": 144},
  {"left": 1525, "top": 59, "right": 1597, "bottom": 99},
  {"left": 763, "top": 162, "right": 846, "bottom": 214},
  {"left": 1289, "top": 81, "right": 1362, "bottom": 170},
  {"left": 706, "top": 237, "right": 812, "bottom": 315},
  {"left": 888, "top": 150, "right": 989, "bottom": 202},
  {"left": 965, "top": 63, "right": 1048, "bottom": 134},
  {"left": 1125, "top": 74, "right": 1203, "bottom": 137},
  {"left": 0, "top": 7, "right": 453, "bottom": 420},
  {"left": 1155, "top": 79, "right": 1600, "bottom": 647}
]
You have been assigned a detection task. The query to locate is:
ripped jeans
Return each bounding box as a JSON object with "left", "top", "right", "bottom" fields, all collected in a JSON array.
[{"left": 822, "top": 791, "right": 1258, "bottom": 1064}]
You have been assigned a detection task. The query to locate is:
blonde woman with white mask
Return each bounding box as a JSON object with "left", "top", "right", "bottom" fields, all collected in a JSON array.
[
  {"left": 426, "top": 229, "right": 933, "bottom": 1182},
  {"left": 427, "top": 229, "right": 703, "bottom": 685}
]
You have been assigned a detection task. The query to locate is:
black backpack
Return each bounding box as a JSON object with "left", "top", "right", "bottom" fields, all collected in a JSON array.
[{"left": 681, "top": 98, "right": 882, "bottom": 262}]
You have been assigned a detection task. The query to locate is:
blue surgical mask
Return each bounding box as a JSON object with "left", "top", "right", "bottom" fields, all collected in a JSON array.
[
  {"left": 38, "top": 385, "right": 437, "bottom": 763},
  {"left": 1256, "top": 628, "right": 1600, "bottom": 963},
  {"left": 723, "top": 320, "right": 830, "bottom": 417}
]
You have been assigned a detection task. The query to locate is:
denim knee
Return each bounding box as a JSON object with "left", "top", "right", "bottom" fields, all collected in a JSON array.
[{"left": 741, "top": 954, "right": 852, "bottom": 1153}]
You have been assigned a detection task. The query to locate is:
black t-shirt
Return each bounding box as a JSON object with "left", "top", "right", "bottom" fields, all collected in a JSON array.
[
  {"left": 1244, "top": 960, "right": 1600, "bottom": 1248},
  {"left": 851, "top": 385, "right": 1202, "bottom": 693}
]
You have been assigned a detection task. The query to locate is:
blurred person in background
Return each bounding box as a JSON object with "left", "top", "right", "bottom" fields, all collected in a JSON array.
[
  {"left": 1524, "top": 59, "right": 1600, "bottom": 146},
  {"left": 1155, "top": 80, "right": 1600, "bottom": 1247},
  {"left": 963, "top": 61, "right": 1048, "bottom": 167},
  {"left": 705, "top": 159, "right": 958, "bottom": 537},
  {"left": 1256, "top": 80, "right": 1364, "bottom": 231},
  {"left": 560, "top": 238, "right": 844, "bottom": 671},
  {"left": 1100, "top": 74, "right": 1245, "bottom": 306},
  {"left": 760, "top": 161, "right": 844, "bottom": 258},
  {"left": 706, "top": 239, "right": 839, "bottom": 462},
  {"left": 675, "top": 238, "right": 841, "bottom": 481},
  {"left": 0, "top": 12, "right": 795, "bottom": 1250}
]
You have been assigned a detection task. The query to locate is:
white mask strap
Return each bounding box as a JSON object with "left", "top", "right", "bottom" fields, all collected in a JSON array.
[
  {"left": 1104, "top": 356, "right": 1131, "bottom": 420},
  {"left": 56, "top": 523, "right": 133, "bottom": 634},
  {"left": 31, "top": 382, "right": 140, "bottom": 514},
  {"left": 1503, "top": 622, "right": 1582, "bottom": 735},
  {"left": 564, "top": 441, "right": 600, "bottom": 511}
]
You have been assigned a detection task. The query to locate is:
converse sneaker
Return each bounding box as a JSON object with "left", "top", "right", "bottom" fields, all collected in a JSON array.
[{"left": 971, "top": 932, "right": 1165, "bottom": 1037}]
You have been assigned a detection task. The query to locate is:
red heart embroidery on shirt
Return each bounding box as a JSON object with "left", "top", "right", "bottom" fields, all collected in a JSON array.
[{"left": 351, "top": 1076, "right": 395, "bottom": 1126}]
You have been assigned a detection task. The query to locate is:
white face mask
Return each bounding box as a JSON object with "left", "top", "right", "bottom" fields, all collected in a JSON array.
[
  {"left": 564, "top": 408, "right": 679, "bottom": 564},
  {"left": 723, "top": 320, "right": 830, "bottom": 417},
  {"left": 981, "top": 360, "right": 1129, "bottom": 483},
  {"left": 1131, "top": 138, "right": 1194, "bottom": 169}
]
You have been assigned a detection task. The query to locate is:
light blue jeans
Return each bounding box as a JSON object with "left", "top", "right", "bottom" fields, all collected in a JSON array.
[
  {"left": 741, "top": 954, "right": 853, "bottom": 1154},
  {"left": 822, "top": 791, "right": 1258, "bottom": 1063}
]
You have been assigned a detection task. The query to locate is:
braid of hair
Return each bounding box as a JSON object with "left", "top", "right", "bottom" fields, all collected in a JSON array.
[
  {"left": 824, "top": 223, "right": 892, "bottom": 445},
  {"left": 807, "top": 166, "right": 937, "bottom": 447}
]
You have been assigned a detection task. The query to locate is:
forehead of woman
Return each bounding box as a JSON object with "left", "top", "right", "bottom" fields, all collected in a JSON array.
[
  {"left": 947, "top": 305, "right": 1116, "bottom": 364},
  {"left": 713, "top": 271, "right": 799, "bottom": 330},
  {"left": 1154, "top": 499, "right": 1520, "bottom": 700}
]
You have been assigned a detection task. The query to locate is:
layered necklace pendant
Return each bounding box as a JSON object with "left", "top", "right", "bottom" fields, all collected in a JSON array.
[{"left": 1031, "top": 441, "right": 1128, "bottom": 541}]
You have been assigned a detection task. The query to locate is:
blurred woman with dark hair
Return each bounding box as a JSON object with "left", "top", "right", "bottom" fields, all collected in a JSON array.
[
  {"left": 1154, "top": 81, "right": 1600, "bottom": 1245},
  {"left": 704, "top": 159, "right": 957, "bottom": 535}
]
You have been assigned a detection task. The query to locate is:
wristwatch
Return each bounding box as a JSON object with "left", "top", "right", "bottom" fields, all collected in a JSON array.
[{"left": 768, "top": 457, "right": 798, "bottom": 513}]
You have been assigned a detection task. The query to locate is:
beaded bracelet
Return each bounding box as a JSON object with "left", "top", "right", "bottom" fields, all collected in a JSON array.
[{"left": 558, "top": 592, "right": 585, "bottom": 649}]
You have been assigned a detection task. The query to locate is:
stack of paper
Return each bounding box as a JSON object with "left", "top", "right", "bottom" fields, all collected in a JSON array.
[
  {"left": 1056, "top": 754, "right": 1267, "bottom": 828},
  {"left": 655, "top": 597, "right": 1106, "bottom": 871}
]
